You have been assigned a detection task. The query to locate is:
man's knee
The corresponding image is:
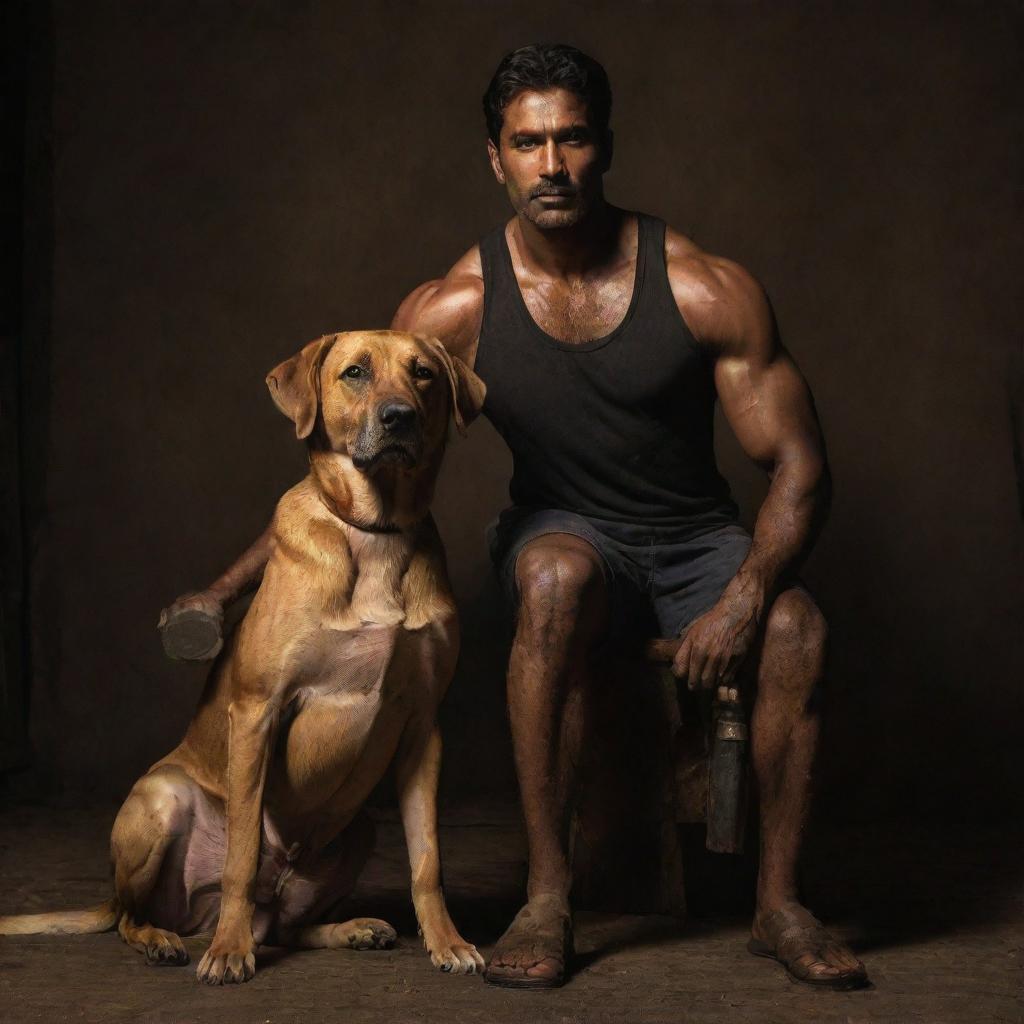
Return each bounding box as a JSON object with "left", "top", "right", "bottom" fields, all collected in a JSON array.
[
  {"left": 513, "top": 537, "right": 607, "bottom": 636},
  {"left": 761, "top": 588, "right": 828, "bottom": 693}
]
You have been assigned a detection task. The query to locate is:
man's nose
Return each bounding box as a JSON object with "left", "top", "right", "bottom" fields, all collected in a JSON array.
[
  {"left": 539, "top": 139, "right": 565, "bottom": 177},
  {"left": 378, "top": 400, "right": 416, "bottom": 431}
]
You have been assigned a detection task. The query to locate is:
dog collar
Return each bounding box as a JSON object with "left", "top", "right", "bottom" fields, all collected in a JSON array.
[
  {"left": 338, "top": 514, "right": 403, "bottom": 535},
  {"left": 320, "top": 498, "right": 403, "bottom": 534},
  {"left": 316, "top": 489, "right": 410, "bottom": 535}
]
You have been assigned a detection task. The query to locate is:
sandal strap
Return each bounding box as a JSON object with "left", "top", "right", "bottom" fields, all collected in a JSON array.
[{"left": 761, "top": 906, "right": 833, "bottom": 965}]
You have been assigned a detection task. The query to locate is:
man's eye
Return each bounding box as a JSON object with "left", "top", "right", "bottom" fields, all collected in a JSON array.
[
  {"left": 413, "top": 365, "right": 434, "bottom": 380},
  {"left": 341, "top": 365, "right": 364, "bottom": 379}
]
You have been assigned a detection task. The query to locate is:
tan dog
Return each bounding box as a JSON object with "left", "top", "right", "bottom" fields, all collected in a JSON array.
[{"left": 0, "top": 330, "right": 487, "bottom": 984}]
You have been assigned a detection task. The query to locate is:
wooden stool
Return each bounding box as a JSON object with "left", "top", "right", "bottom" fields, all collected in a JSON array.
[{"left": 570, "top": 637, "right": 749, "bottom": 916}]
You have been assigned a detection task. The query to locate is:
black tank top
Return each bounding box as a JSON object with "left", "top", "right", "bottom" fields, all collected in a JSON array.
[{"left": 475, "top": 213, "right": 738, "bottom": 530}]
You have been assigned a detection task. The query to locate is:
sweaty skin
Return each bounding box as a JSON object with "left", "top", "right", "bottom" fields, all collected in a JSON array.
[{"left": 165, "top": 85, "right": 865, "bottom": 988}]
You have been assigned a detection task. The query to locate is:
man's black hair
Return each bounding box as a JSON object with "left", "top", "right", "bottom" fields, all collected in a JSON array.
[{"left": 482, "top": 44, "right": 612, "bottom": 146}]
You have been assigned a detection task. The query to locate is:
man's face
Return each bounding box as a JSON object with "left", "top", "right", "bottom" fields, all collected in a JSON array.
[{"left": 488, "top": 87, "right": 609, "bottom": 230}]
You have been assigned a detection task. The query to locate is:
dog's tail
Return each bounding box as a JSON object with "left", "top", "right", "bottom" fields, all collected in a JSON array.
[{"left": 0, "top": 897, "right": 119, "bottom": 936}]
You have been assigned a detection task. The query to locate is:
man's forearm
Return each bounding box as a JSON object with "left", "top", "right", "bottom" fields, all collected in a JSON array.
[
  {"left": 206, "top": 526, "right": 275, "bottom": 605},
  {"left": 729, "top": 456, "right": 831, "bottom": 611}
]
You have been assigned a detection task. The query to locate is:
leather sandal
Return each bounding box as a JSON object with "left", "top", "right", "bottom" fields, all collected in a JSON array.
[{"left": 748, "top": 905, "right": 869, "bottom": 990}]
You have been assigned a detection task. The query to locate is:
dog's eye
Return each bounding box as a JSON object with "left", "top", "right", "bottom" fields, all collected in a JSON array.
[
  {"left": 413, "top": 365, "right": 434, "bottom": 381},
  {"left": 341, "top": 365, "right": 364, "bottom": 380}
]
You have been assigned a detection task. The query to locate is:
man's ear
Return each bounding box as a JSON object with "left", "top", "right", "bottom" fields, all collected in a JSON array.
[
  {"left": 426, "top": 338, "right": 486, "bottom": 436},
  {"left": 487, "top": 138, "right": 505, "bottom": 184},
  {"left": 266, "top": 334, "right": 337, "bottom": 439}
]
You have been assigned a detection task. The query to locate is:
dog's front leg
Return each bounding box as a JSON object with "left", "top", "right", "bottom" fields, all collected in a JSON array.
[
  {"left": 396, "top": 723, "right": 484, "bottom": 975},
  {"left": 196, "top": 697, "right": 277, "bottom": 985}
]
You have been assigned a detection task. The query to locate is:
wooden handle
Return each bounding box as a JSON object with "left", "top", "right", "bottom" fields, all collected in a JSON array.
[{"left": 644, "top": 637, "right": 683, "bottom": 664}]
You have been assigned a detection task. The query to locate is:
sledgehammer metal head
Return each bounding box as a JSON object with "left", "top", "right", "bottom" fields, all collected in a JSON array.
[
  {"left": 706, "top": 696, "right": 748, "bottom": 854},
  {"left": 159, "top": 606, "right": 223, "bottom": 661}
]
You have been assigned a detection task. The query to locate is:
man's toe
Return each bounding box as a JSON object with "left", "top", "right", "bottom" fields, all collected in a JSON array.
[
  {"left": 825, "top": 942, "right": 865, "bottom": 975},
  {"left": 810, "top": 960, "right": 841, "bottom": 978},
  {"left": 524, "top": 955, "right": 562, "bottom": 981},
  {"left": 794, "top": 953, "right": 840, "bottom": 980},
  {"left": 813, "top": 948, "right": 868, "bottom": 988},
  {"left": 486, "top": 950, "right": 524, "bottom": 975}
]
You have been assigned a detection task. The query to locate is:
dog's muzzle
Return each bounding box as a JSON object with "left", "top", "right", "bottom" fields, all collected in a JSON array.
[{"left": 351, "top": 400, "right": 423, "bottom": 471}]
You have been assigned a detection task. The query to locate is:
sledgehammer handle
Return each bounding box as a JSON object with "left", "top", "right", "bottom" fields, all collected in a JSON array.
[{"left": 645, "top": 637, "right": 683, "bottom": 664}]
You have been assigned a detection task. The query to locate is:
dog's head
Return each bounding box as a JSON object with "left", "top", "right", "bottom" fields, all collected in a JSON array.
[{"left": 266, "top": 331, "right": 485, "bottom": 473}]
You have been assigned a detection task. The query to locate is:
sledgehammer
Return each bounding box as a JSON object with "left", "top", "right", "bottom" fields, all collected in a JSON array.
[{"left": 646, "top": 636, "right": 749, "bottom": 855}]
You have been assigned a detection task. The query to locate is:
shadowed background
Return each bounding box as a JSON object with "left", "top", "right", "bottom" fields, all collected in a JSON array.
[{"left": 7, "top": 0, "right": 1022, "bottom": 823}]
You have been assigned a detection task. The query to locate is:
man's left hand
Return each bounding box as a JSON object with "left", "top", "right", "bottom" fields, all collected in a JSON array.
[{"left": 671, "top": 584, "right": 763, "bottom": 690}]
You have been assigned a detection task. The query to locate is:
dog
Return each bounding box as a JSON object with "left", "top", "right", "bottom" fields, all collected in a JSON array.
[{"left": 0, "top": 330, "right": 487, "bottom": 985}]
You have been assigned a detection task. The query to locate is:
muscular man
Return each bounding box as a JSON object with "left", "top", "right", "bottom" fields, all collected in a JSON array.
[{"left": 165, "top": 44, "right": 867, "bottom": 991}]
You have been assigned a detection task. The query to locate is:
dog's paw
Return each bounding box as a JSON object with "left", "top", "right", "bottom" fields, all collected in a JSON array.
[
  {"left": 196, "top": 943, "right": 256, "bottom": 985},
  {"left": 122, "top": 923, "right": 189, "bottom": 966},
  {"left": 335, "top": 918, "right": 397, "bottom": 950},
  {"left": 430, "top": 940, "right": 485, "bottom": 975},
  {"left": 143, "top": 929, "right": 189, "bottom": 966}
]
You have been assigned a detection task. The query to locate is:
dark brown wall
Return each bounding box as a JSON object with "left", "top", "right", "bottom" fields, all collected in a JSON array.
[{"left": 20, "top": 1, "right": 1023, "bottom": 819}]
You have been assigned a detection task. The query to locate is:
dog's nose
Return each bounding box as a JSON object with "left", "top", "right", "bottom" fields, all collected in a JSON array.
[{"left": 378, "top": 401, "right": 416, "bottom": 431}]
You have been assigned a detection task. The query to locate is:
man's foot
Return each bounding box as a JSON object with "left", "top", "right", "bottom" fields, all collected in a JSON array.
[
  {"left": 749, "top": 902, "right": 868, "bottom": 990},
  {"left": 483, "top": 894, "right": 573, "bottom": 989}
]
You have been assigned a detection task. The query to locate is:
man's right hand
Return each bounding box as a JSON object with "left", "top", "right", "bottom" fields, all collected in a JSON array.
[{"left": 158, "top": 590, "right": 225, "bottom": 661}]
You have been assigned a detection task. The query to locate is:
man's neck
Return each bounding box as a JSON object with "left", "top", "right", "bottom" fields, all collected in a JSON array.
[{"left": 511, "top": 201, "right": 624, "bottom": 279}]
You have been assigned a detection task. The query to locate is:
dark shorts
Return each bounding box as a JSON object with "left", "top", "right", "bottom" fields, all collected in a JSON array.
[{"left": 486, "top": 506, "right": 753, "bottom": 640}]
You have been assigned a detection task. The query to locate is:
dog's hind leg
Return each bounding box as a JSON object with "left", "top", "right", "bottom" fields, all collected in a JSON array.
[
  {"left": 110, "top": 765, "right": 198, "bottom": 966},
  {"left": 275, "top": 812, "right": 396, "bottom": 952}
]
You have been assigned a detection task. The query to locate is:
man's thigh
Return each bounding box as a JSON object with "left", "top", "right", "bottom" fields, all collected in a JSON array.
[{"left": 648, "top": 523, "right": 753, "bottom": 638}]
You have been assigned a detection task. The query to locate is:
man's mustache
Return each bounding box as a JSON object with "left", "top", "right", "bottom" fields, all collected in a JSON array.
[{"left": 531, "top": 184, "right": 577, "bottom": 198}]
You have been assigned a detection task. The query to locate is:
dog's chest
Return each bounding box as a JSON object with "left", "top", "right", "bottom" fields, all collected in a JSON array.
[
  {"left": 326, "top": 531, "right": 412, "bottom": 630},
  {"left": 271, "top": 624, "right": 423, "bottom": 822},
  {"left": 291, "top": 622, "right": 405, "bottom": 706}
]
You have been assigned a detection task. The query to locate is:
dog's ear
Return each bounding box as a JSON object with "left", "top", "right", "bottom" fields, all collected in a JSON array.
[
  {"left": 425, "top": 338, "right": 486, "bottom": 436},
  {"left": 266, "top": 335, "right": 337, "bottom": 439}
]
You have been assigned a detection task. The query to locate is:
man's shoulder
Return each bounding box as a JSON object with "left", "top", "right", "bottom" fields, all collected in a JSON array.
[
  {"left": 445, "top": 242, "right": 486, "bottom": 287},
  {"left": 400, "top": 244, "right": 485, "bottom": 315},
  {"left": 662, "top": 224, "right": 758, "bottom": 303},
  {"left": 660, "top": 223, "right": 771, "bottom": 353},
  {"left": 391, "top": 244, "right": 485, "bottom": 362}
]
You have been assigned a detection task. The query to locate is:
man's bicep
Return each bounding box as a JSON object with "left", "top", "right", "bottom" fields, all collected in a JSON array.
[
  {"left": 390, "top": 277, "right": 483, "bottom": 365},
  {"left": 716, "top": 348, "right": 825, "bottom": 472}
]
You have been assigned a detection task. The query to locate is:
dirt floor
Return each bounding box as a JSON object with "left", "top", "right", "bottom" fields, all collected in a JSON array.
[{"left": 0, "top": 801, "right": 1020, "bottom": 1024}]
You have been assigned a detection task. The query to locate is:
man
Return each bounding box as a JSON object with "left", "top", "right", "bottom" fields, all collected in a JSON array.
[{"left": 164, "top": 44, "right": 867, "bottom": 990}]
